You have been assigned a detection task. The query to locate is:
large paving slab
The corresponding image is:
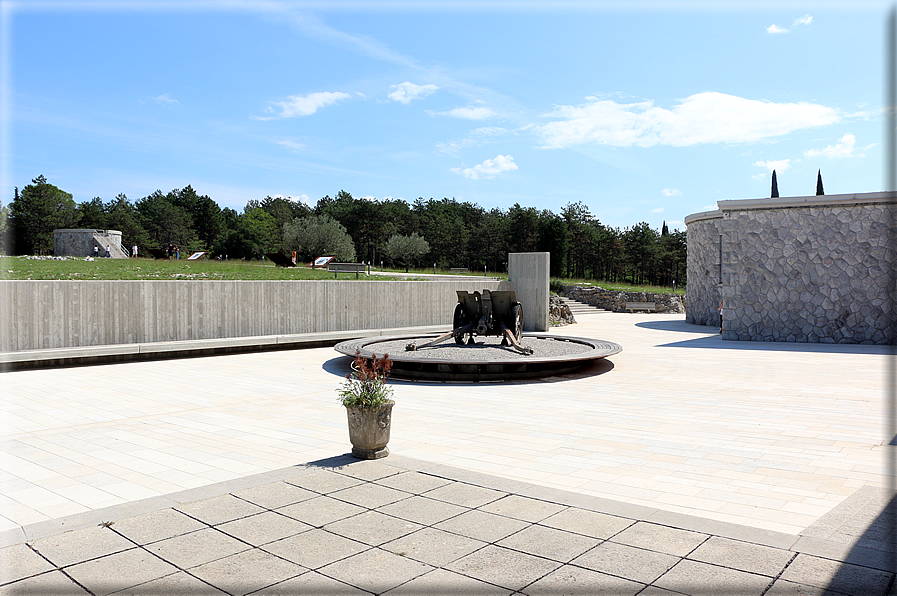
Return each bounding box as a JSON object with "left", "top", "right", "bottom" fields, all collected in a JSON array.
[
  {"left": 2, "top": 457, "right": 893, "bottom": 595},
  {"left": 1, "top": 312, "right": 888, "bottom": 538}
]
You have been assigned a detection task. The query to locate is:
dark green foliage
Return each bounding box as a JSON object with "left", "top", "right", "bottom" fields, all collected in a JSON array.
[
  {"left": 12, "top": 174, "right": 688, "bottom": 286},
  {"left": 537, "top": 212, "right": 568, "bottom": 278},
  {"left": 106, "top": 194, "right": 150, "bottom": 251},
  {"left": 283, "top": 214, "right": 355, "bottom": 262},
  {"left": 771, "top": 170, "right": 779, "bottom": 198},
  {"left": 549, "top": 279, "right": 567, "bottom": 294},
  {"left": 135, "top": 190, "right": 198, "bottom": 251},
  {"left": 77, "top": 197, "right": 108, "bottom": 230},
  {"left": 168, "top": 186, "right": 226, "bottom": 250},
  {"left": 384, "top": 232, "right": 429, "bottom": 272},
  {"left": 11, "top": 175, "right": 79, "bottom": 255},
  {"left": 816, "top": 170, "right": 824, "bottom": 196}
]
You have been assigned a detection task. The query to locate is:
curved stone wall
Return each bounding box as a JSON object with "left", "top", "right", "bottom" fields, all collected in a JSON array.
[
  {"left": 684, "top": 211, "right": 722, "bottom": 327},
  {"left": 686, "top": 192, "right": 896, "bottom": 344}
]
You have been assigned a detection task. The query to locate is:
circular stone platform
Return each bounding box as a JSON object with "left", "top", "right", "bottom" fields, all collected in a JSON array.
[{"left": 334, "top": 333, "right": 622, "bottom": 381}]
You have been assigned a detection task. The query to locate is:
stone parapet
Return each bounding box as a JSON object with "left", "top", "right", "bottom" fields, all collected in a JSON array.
[{"left": 561, "top": 286, "right": 685, "bottom": 314}]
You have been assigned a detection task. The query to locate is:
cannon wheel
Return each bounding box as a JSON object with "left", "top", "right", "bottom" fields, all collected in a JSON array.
[
  {"left": 453, "top": 303, "right": 468, "bottom": 344},
  {"left": 512, "top": 303, "right": 523, "bottom": 342}
]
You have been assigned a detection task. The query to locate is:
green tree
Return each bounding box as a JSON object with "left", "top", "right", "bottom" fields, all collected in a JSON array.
[
  {"left": 283, "top": 214, "right": 355, "bottom": 262},
  {"left": 384, "top": 232, "right": 430, "bottom": 272},
  {"left": 536, "top": 211, "right": 568, "bottom": 278},
  {"left": 11, "top": 175, "right": 79, "bottom": 255},
  {"left": 0, "top": 202, "right": 10, "bottom": 254},
  {"left": 106, "top": 194, "right": 150, "bottom": 252},
  {"left": 167, "top": 186, "right": 226, "bottom": 250},
  {"left": 415, "top": 198, "right": 469, "bottom": 268},
  {"left": 77, "top": 197, "right": 108, "bottom": 230},
  {"left": 621, "top": 222, "right": 659, "bottom": 285},
  {"left": 135, "top": 190, "right": 197, "bottom": 250}
]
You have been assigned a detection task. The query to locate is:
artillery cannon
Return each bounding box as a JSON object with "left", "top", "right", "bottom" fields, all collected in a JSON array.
[{"left": 406, "top": 290, "right": 533, "bottom": 355}]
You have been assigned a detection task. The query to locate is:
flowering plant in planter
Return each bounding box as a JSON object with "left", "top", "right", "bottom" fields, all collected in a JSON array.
[
  {"left": 338, "top": 350, "right": 394, "bottom": 407},
  {"left": 338, "top": 350, "right": 395, "bottom": 459}
]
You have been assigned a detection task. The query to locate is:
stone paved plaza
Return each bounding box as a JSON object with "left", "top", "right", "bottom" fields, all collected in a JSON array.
[{"left": 0, "top": 312, "right": 894, "bottom": 594}]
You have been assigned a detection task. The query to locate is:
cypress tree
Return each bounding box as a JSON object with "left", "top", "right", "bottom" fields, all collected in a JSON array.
[
  {"left": 816, "top": 170, "right": 824, "bottom": 195},
  {"left": 661, "top": 221, "right": 669, "bottom": 236},
  {"left": 771, "top": 170, "right": 779, "bottom": 198}
]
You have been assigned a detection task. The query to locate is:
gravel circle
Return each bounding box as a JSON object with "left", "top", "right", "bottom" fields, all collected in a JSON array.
[{"left": 365, "top": 335, "right": 594, "bottom": 361}]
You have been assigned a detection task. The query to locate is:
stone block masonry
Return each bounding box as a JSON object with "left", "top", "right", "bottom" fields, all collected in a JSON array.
[
  {"left": 561, "top": 285, "right": 685, "bottom": 314},
  {"left": 686, "top": 192, "right": 897, "bottom": 344}
]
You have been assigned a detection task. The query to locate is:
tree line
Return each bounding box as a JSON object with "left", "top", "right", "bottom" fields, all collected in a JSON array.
[{"left": 4, "top": 175, "right": 687, "bottom": 286}]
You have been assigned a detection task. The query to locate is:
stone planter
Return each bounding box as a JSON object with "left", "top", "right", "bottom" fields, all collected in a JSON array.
[{"left": 345, "top": 401, "right": 394, "bottom": 459}]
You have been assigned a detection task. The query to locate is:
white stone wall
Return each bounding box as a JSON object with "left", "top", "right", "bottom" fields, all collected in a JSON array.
[
  {"left": 0, "top": 279, "right": 511, "bottom": 352},
  {"left": 686, "top": 192, "right": 897, "bottom": 344}
]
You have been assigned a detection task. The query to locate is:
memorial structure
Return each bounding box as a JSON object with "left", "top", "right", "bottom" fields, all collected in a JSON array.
[
  {"left": 685, "top": 191, "right": 896, "bottom": 344},
  {"left": 53, "top": 229, "right": 129, "bottom": 259}
]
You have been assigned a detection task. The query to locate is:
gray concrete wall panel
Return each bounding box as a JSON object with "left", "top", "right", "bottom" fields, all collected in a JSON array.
[
  {"left": 0, "top": 279, "right": 511, "bottom": 352},
  {"left": 508, "top": 252, "right": 549, "bottom": 332}
]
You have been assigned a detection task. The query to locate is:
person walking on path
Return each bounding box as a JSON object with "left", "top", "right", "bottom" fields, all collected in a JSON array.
[
  {"left": 106, "top": 245, "right": 111, "bottom": 258},
  {"left": 132, "top": 244, "right": 138, "bottom": 258}
]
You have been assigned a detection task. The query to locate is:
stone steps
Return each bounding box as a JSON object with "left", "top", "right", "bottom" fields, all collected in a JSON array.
[{"left": 558, "top": 296, "right": 612, "bottom": 314}]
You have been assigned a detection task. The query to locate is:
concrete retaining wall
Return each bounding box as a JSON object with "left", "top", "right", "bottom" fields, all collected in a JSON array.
[
  {"left": 0, "top": 279, "right": 511, "bottom": 352},
  {"left": 685, "top": 192, "right": 897, "bottom": 343}
]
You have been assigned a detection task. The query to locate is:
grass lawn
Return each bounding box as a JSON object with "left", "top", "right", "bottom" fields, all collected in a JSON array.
[
  {"left": 0, "top": 256, "right": 507, "bottom": 282},
  {"left": 1, "top": 256, "right": 683, "bottom": 295}
]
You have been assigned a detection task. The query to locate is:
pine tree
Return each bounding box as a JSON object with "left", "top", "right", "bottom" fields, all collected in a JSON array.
[
  {"left": 816, "top": 170, "right": 824, "bottom": 196},
  {"left": 771, "top": 170, "right": 779, "bottom": 198}
]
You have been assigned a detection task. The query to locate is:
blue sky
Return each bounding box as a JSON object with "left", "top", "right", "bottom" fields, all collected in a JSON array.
[{"left": 1, "top": 1, "right": 889, "bottom": 231}]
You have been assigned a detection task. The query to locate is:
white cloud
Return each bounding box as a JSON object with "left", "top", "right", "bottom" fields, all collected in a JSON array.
[
  {"left": 752, "top": 173, "right": 767, "bottom": 180},
  {"left": 274, "top": 139, "right": 307, "bottom": 151},
  {"left": 388, "top": 82, "right": 438, "bottom": 104},
  {"left": 701, "top": 204, "right": 717, "bottom": 210},
  {"left": 437, "top": 106, "right": 497, "bottom": 120},
  {"left": 273, "top": 193, "right": 312, "bottom": 205},
  {"left": 651, "top": 207, "right": 664, "bottom": 213},
  {"left": 804, "top": 133, "right": 867, "bottom": 158},
  {"left": 436, "top": 127, "right": 509, "bottom": 156},
  {"left": 450, "top": 154, "right": 518, "bottom": 180},
  {"left": 754, "top": 159, "right": 791, "bottom": 172},
  {"left": 766, "top": 14, "right": 811, "bottom": 35},
  {"left": 537, "top": 92, "right": 839, "bottom": 149},
  {"left": 153, "top": 94, "right": 179, "bottom": 105},
  {"left": 661, "top": 188, "right": 682, "bottom": 197},
  {"left": 667, "top": 220, "right": 683, "bottom": 228},
  {"left": 260, "top": 91, "right": 351, "bottom": 119}
]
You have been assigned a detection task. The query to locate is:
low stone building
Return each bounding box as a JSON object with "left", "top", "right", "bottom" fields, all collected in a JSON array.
[
  {"left": 685, "top": 191, "right": 896, "bottom": 344},
  {"left": 53, "top": 229, "right": 129, "bottom": 259}
]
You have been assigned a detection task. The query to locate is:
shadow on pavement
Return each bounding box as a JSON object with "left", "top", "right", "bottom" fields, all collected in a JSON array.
[{"left": 822, "top": 492, "right": 897, "bottom": 594}]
